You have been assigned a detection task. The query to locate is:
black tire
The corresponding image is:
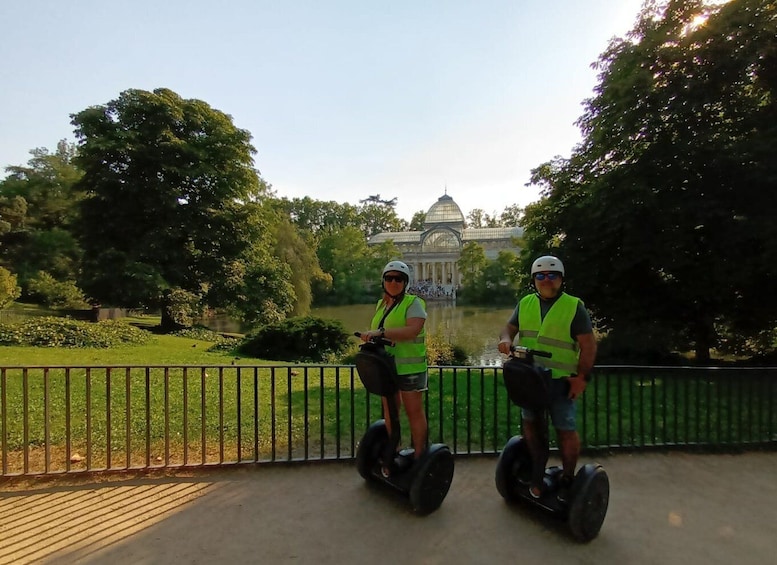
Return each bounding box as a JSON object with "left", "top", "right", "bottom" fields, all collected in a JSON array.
[
  {"left": 568, "top": 464, "right": 610, "bottom": 542},
  {"left": 495, "top": 437, "right": 532, "bottom": 502},
  {"left": 409, "top": 447, "right": 455, "bottom": 515},
  {"left": 356, "top": 420, "right": 389, "bottom": 481}
]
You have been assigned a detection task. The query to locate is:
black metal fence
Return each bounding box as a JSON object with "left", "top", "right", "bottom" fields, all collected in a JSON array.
[{"left": 1, "top": 364, "right": 775, "bottom": 477}]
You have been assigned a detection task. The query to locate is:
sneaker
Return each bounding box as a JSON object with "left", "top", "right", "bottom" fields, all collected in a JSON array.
[{"left": 556, "top": 475, "right": 574, "bottom": 504}]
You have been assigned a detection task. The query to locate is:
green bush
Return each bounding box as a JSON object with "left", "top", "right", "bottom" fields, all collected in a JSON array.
[
  {"left": 26, "top": 271, "right": 89, "bottom": 309},
  {"left": 0, "top": 316, "right": 152, "bottom": 348},
  {"left": 238, "top": 316, "right": 350, "bottom": 362},
  {"left": 0, "top": 267, "right": 22, "bottom": 309}
]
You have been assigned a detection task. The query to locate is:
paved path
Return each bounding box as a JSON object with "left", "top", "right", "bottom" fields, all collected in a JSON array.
[{"left": 1, "top": 451, "right": 775, "bottom": 564}]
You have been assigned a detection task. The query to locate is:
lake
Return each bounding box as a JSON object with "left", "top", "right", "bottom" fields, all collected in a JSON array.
[{"left": 201, "top": 302, "right": 516, "bottom": 365}]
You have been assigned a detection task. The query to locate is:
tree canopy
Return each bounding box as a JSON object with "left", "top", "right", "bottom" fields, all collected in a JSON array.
[
  {"left": 71, "top": 88, "right": 295, "bottom": 326},
  {"left": 522, "top": 0, "right": 777, "bottom": 361}
]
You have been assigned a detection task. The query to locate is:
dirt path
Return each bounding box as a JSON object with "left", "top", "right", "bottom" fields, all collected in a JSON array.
[{"left": 1, "top": 451, "right": 775, "bottom": 564}]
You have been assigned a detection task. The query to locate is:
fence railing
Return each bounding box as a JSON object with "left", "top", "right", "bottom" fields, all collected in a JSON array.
[{"left": 1, "top": 364, "right": 775, "bottom": 477}]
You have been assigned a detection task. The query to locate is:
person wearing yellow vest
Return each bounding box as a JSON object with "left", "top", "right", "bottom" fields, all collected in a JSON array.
[
  {"left": 360, "top": 260, "right": 428, "bottom": 470},
  {"left": 497, "top": 255, "right": 597, "bottom": 501}
]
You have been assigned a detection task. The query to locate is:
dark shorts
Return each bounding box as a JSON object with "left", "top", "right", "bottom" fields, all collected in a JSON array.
[
  {"left": 521, "top": 378, "right": 577, "bottom": 431},
  {"left": 397, "top": 371, "right": 428, "bottom": 392}
]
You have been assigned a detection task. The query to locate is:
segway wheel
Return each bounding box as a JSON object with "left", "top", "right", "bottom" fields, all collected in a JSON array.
[
  {"left": 495, "top": 436, "right": 532, "bottom": 502},
  {"left": 356, "top": 420, "right": 389, "bottom": 481},
  {"left": 409, "top": 446, "right": 455, "bottom": 515},
  {"left": 568, "top": 464, "right": 609, "bottom": 542}
]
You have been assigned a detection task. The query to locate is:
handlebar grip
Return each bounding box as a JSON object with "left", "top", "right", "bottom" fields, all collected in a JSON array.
[{"left": 354, "top": 331, "right": 394, "bottom": 347}]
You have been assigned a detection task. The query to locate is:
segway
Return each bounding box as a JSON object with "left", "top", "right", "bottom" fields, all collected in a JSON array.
[
  {"left": 353, "top": 333, "right": 455, "bottom": 515},
  {"left": 495, "top": 346, "right": 609, "bottom": 542}
]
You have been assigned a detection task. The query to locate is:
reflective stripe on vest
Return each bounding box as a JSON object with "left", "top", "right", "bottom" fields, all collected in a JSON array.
[
  {"left": 371, "top": 294, "right": 427, "bottom": 375},
  {"left": 517, "top": 293, "right": 580, "bottom": 378}
]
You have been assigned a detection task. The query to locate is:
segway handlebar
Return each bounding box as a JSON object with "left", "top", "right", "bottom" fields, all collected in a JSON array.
[
  {"left": 509, "top": 345, "right": 552, "bottom": 359},
  {"left": 354, "top": 332, "right": 395, "bottom": 347}
]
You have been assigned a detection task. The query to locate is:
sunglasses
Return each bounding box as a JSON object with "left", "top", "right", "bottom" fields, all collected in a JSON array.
[
  {"left": 383, "top": 275, "right": 405, "bottom": 283},
  {"left": 534, "top": 272, "right": 560, "bottom": 281}
]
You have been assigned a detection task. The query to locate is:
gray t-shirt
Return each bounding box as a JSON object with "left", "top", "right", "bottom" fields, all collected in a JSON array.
[
  {"left": 406, "top": 295, "right": 427, "bottom": 320},
  {"left": 507, "top": 293, "right": 592, "bottom": 339}
]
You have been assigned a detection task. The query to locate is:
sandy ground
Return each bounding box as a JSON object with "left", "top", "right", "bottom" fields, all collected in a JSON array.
[{"left": 1, "top": 451, "right": 775, "bottom": 565}]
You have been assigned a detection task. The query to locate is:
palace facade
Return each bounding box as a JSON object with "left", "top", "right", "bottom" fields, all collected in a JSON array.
[{"left": 367, "top": 193, "right": 523, "bottom": 296}]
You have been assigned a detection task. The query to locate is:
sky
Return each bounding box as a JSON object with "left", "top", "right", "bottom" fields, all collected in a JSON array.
[{"left": 0, "top": 0, "right": 646, "bottom": 221}]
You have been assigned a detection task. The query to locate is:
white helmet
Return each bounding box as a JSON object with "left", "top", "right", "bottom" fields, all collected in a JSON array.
[
  {"left": 382, "top": 260, "right": 411, "bottom": 283},
  {"left": 531, "top": 255, "right": 565, "bottom": 276}
]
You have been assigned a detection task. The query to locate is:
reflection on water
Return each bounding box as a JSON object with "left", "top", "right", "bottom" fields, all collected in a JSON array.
[
  {"left": 197, "top": 301, "right": 517, "bottom": 366},
  {"left": 311, "top": 302, "right": 515, "bottom": 366}
]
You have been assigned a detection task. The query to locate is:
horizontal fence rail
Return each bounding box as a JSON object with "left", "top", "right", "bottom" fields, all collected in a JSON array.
[{"left": 0, "top": 364, "right": 775, "bottom": 477}]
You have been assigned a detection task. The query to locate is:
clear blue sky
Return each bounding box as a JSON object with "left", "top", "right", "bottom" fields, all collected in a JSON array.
[{"left": 0, "top": 0, "right": 645, "bottom": 221}]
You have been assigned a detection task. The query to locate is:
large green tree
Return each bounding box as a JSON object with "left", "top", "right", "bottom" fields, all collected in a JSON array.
[
  {"left": 71, "top": 88, "right": 294, "bottom": 327},
  {"left": 0, "top": 141, "right": 84, "bottom": 288},
  {"left": 523, "top": 0, "right": 777, "bottom": 361}
]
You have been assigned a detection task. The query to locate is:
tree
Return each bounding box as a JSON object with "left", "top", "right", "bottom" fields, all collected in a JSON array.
[
  {"left": 523, "top": 0, "right": 777, "bottom": 361},
  {"left": 357, "top": 201, "right": 406, "bottom": 236},
  {"left": 456, "top": 242, "right": 488, "bottom": 302},
  {"left": 409, "top": 211, "right": 426, "bottom": 231},
  {"left": 71, "top": 88, "right": 294, "bottom": 328},
  {"left": 0, "top": 267, "right": 21, "bottom": 309},
  {"left": 499, "top": 204, "right": 523, "bottom": 227},
  {"left": 0, "top": 142, "right": 84, "bottom": 288}
]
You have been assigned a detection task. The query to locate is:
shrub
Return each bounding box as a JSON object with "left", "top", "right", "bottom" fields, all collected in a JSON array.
[
  {"left": 0, "top": 316, "right": 151, "bottom": 348},
  {"left": 26, "top": 271, "right": 89, "bottom": 309},
  {"left": 238, "top": 316, "right": 350, "bottom": 362},
  {"left": 0, "top": 267, "right": 22, "bottom": 309}
]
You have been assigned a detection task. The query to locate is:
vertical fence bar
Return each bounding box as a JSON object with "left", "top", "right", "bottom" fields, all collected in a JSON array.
[
  {"left": 493, "top": 367, "right": 499, "bottom": 452},
  {"left": 271, "top": 368, "right": 277, "bottom": 462},
  {"left": 287, "top": 367, "right": 293, "bottom": 461},
  {"left": 436, "top": 367, "right": 442, "bottom": 442},
  {"left": 44, "top": 368, "right": 50, "bottom": 473},
  {"left": 335, "top": 367, "right": 341, "bottom": 459},
  {"left": 22, "top": 368, "right": 29, "bottom": 474},
  {"left": 163, "top": 368, "right": 169, "bottom": 466},
  {"left": 350, "top": 367, "right": 356, "bottom": 456},
  {"left": 219, "top": 367, "right": 224, "bottom": 464},
  {"left": 106, "top": 368, "right": 112, "bottom": 470},
  {"left": 200, "top": 367, "right": 206, "bottom": 465},
  {"left": 183, "top": 367, "right": 189, "bottom": 466},
  {"left": 125, "top": 367, "right": 131, "bottom": 470},
  {"left": 319, "top": 366, "right": 325, "bottom": 460},
  {"left": 236, "top": 366, "right": 243, "bottom": 463},
  {"left": 1, "top": 369, "right": 6, "bottom": 475},
  {"left": 479, "top": 369, "right": 485, "bottom": 454},
  {"left": 145, "top": 368, "right": 151, "bottom": 468},
  {"left": 86, "top": 368, "right": 92, "bottom": 470},
  {"left": 253, "top": 367, "right": 259, "bottom": 463},
  {"left": 65, "top": 368, "right": 72, "bottom": 473}
]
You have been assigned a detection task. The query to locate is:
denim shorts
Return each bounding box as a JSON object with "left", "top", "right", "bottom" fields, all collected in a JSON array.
[
  {"left": 521, "top": 378, "right": 577, "bottom": 431},
  {"left": 397, "top": 371, "right": 428, "bottom": 392}
]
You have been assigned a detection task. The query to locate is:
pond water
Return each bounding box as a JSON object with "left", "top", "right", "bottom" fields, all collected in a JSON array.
[{"left": 199, "top": 302, "right": 516, "bottom": 366}]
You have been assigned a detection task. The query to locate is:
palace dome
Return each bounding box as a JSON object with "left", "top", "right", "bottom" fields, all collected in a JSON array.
[{"left": 425, "top": 194, "right": 465, "bottom": 226}]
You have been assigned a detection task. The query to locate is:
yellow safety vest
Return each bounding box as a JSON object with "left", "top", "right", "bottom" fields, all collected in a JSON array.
[
  {"left": 371, "top": 294, "right": 427, "bottom": 375},
  {"left": 517, "top": 293, "right": 580, "bottom": 378}
]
